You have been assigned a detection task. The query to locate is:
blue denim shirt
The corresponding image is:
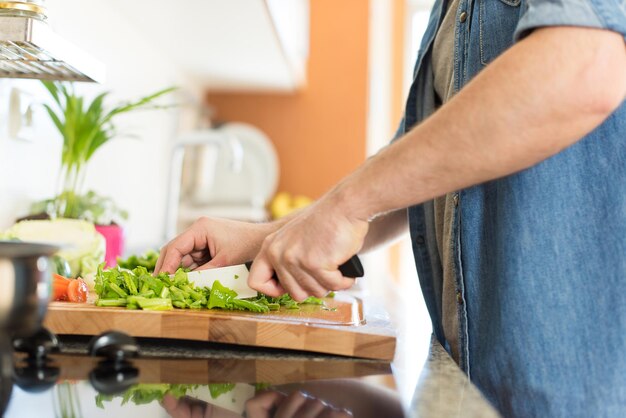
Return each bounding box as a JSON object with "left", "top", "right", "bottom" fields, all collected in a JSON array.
[{"left": 402, "top": 0, "right": 626, "bottom": 416}]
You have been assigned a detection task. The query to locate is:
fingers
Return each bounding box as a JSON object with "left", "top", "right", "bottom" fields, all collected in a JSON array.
[
  {"left": 296, "top": 396, "right": 327, "bottom": 418},
  {"left": 156, "top": 222, "right": 214, "bottom": 274},
  {"left": 273, "top": 265, "right": 312, "bottom": 302},
  {"left": 156, "top": 229, "right": 196, "bottom": 274},
  {"left": 248, "top": 252, "right": 285, "bottom": 297},
  {"left": 245, "top": 390, "right": 286, "bottom": 418},
  {"left": 275, "top": 391, "right": 308, "bottom": 418},
  {"left": 248, "top": 239, "right": 356, "bottom": 300},
  {"left": 196, "top": 251, "right": 231, "bottom": 270}
]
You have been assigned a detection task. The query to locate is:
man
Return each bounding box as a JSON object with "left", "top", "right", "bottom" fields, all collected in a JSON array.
[{"left": 156, "top": 0, "right": 626, "bottom": 415}]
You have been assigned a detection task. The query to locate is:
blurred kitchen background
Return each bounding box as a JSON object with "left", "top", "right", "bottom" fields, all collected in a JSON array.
[{"left": 0, "top": 0, "right": 435, "bottom": 405}]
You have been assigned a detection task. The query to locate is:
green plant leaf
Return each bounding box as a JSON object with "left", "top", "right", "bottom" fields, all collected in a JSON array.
[
  {"left": 40, "top": 81, "right": 176, "bottom": 211},
  {"left": 41, "top": 80, "right": 61, "bottom": 106},
  {"left": 42, "top": 104, "right": 64, "bottom": 135}
]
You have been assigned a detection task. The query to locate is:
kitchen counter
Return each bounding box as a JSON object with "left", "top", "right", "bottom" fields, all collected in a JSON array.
[
  {"left": 1, "top": 297, "right": 500, "bottom": 417},
  {"left": 1, "top": 333, "right": 500, "bottom": 418},
  {"left": 408, "top": 336, "right": 500, "bottom": 418}
]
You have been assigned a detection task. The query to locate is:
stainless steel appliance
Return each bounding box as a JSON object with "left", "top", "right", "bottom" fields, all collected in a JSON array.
[
  {"left": 0, "top": 241, "right": 57, "bottom": 336},
  {"left": 0, "top": 1, "right": 104, "bottom": 82}
]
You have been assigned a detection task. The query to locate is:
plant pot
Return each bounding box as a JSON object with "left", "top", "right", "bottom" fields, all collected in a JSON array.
[{"left": 95, "top": 224, "right": 124, "bottom": 268}]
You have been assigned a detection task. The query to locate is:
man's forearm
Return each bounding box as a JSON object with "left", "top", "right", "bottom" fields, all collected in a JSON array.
[
  {"left": 331, "top": 27, "right": 626, "bottom": 220},
  {"left": 361, "top": 209, "right": 408, "bottom": 253}
]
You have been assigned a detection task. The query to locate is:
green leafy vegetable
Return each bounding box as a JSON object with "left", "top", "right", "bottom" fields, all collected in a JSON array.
[
  {"left": 95, "top": 383, "right": 182, "bottom": 408},
  {"left": 95, "top": 265, "right": 330, "bottom": 313},
  {"left": 116, "top": 250, "right": 159, "bottom": 272},
  {"left": 208, "top": 383, "right": 236, "bottom": 399},
  {"left": 3, "top": 219, "right": 105, "bottom": 278},
  {"left": 94, "top": 383, "right": 249, "bottom": 409}
]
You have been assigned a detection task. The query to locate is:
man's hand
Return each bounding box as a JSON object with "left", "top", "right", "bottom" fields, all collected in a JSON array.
[
  {"left": 248, "top": 195, "right": 368, "bottom": 301},
  {"left": 245, "top": 390, "right": 352, "bottom": 418},
  {"left": 161, "top": 394, "right": 241, "bottom": 418},
  {"left": 155, "top": 217, "right": 276, "bottom": 274}
]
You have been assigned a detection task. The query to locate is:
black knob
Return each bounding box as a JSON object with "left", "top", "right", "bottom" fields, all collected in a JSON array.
[
  {"left": 89, "top": 361, "right": 138, "bottom": 395},
  {"left": 13, "top": 328, "right": 60, "bottom": 362},
  {"left": 13, "top": 363, "right": 60, "bottom": 393},
  {"left": 0, "top": 338, "right": 13, "bottom": 416},
  {"left": 88, "top": 331, "right": 138, "bottom": 362}
]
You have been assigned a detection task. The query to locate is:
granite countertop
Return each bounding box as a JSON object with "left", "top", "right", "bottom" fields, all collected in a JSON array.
[
  {"left": 53, "top": 287, "right": 499, "bottom": 417},
  {"left": 408, "top": 336, "right": 501, "bottom": 418},
  {"left": 58, "top": 333, "right": 500, "bottom": 418}
]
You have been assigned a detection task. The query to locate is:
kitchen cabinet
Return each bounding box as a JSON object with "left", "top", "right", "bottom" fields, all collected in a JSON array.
[{"left": 107, "top": 0, "right": 309, "bottom": 91}]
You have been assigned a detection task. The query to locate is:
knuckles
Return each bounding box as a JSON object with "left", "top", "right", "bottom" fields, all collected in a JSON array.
[{"left": 195, "top": 216, "right": 213, "bottom": 229}]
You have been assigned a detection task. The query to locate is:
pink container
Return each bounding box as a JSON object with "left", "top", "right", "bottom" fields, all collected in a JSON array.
[{"left": 95, "top": 224, "right": 124, "bottom": 267}]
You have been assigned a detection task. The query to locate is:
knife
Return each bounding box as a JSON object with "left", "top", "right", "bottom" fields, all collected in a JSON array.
[{"left": 185, "top": 255, "right": 364, "bottom": 299}]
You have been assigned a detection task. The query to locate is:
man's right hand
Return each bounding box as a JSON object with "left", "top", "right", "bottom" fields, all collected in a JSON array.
[{"left": 154, "top": 217, "right": 277, "bottom": 274}]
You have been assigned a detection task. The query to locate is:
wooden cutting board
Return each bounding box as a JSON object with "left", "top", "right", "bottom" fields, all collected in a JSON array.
[{"left": 44, "top": 294, "right": 396, "bottom": 360}]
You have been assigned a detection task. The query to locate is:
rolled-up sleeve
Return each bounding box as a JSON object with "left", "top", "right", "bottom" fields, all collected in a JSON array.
[{"left": 514, "top": 0, "right": 626, "bottom": 41}]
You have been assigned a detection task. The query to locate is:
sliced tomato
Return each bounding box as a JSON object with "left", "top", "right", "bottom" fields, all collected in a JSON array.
[
  {"left": 67, "top": 278, "right": 88, "bottom": 303},
  {"left": 52, "top": 273, "right": 70, "bottom": 301}
]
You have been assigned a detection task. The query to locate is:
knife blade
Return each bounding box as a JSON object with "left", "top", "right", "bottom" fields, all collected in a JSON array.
[{"left": 185, "top": 255, "right": 364, "bottom": 299}]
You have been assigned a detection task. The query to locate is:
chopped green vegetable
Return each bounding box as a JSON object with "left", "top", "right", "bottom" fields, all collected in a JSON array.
[
  {"left": 302, "top": 296, "right": 324, "bottom": 305},
  {"left": 254, "top": 382, "right": 272, "bottom": 391},
  {"left": 95, "top": 265, "right": 330, "bottom": 313},
  {"left": 208, "top": 383, "right": 236, "bottom": 399},
  {"left": 95, "top": 383, "right": 248, "bottom": 409},
  {"left": 95, "top": 298, "right": 127, "bottom": 307},
  {"left": 116, "top": 250, "right": 159, "bottom": 271},
  {"left": 96, "top": 383, "right": 178, "bottom": 408}
]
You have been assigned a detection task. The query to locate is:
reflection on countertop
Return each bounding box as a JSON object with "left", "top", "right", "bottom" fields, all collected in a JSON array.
[
  {"left": 1, "top": 333, "right": 501, "bottom": 418},
  {"left": 3, "top": 335, "right": 404, "bottom": 418}
]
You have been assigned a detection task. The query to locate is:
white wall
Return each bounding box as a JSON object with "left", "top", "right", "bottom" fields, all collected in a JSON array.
[{"left": 0, "top": 0, "right": 188, "bottom": 251}]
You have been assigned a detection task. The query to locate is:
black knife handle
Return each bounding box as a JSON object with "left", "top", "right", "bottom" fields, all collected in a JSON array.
[
  {"left": 244, "top": 255, "right": 364, "bottom": 279},
  {"left": 338, "top": 255, "right": 364, "bottom": 278}
]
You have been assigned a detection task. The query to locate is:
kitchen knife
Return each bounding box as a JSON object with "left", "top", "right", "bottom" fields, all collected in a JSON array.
[{"left": 185, "top": 255, "right": 364, "bottom": 299}]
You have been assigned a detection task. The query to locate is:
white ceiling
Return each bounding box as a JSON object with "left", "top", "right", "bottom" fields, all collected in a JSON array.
[{"left": 107, "top": 0, "right": 305, "bottom": 91}]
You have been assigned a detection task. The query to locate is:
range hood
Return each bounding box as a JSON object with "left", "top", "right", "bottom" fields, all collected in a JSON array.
[{"left": 0, "top": 1, "right": 104, "bottom": 83}]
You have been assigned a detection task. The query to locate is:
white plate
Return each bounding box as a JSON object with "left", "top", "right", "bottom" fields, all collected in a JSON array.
[{"left": 191, "top": 122, "right": 279, "bottom": 208}]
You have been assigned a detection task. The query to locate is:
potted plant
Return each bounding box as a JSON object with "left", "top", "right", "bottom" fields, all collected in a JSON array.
[{"left": 31, "top": 81, "right": 175, "bottom": 266}]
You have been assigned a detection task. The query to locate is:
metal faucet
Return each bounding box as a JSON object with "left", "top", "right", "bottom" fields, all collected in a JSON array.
[{"left": 163, "top": 129, "right": 243, "bottom": 240}]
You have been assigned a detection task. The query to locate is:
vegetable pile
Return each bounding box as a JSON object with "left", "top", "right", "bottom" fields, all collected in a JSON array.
[
  {"left": 95, "top": 383, "right": 241, "bottom": 408},
  {"left": 94, "top": 265, "right": 324, "bottom": 313}
]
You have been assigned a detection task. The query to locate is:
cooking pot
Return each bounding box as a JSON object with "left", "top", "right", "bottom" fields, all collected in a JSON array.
[{"left": 0, "top": 241, "right": 58, "bottom": 337}]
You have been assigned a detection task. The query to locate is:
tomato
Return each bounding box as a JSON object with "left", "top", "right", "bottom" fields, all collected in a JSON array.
[
  {"left": 67, "top": 278, "right": 88, "bottom": 303},
  {"left": 52, "top": 273, "right": 70, "bottom": 301}
]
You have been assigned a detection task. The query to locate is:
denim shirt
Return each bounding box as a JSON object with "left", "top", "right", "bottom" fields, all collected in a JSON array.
[{"left": 401, "top": 0, "right": 626, "bottom": 416}]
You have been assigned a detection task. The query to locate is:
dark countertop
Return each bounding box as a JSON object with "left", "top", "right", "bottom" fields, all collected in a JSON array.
[
  {"left": 54, "top": 332, "right": 500, "bottom": 418},
  {"left": 2, "top": 291, "right": 500, "bottom": 417}
]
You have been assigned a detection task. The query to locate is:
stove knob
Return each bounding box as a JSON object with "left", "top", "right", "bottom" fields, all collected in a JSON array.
[
  {"left": 88, "top": 331, "right": 138, "bottom": 361},
  {"left": 89, "top": 362, "right": 139, "bottom": 395},
  {"left": 13, "top": 328, "right": 60, "bottom": 361},
  {"left": 13, "top": 364, "right": 60, "bottom": 393}
]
